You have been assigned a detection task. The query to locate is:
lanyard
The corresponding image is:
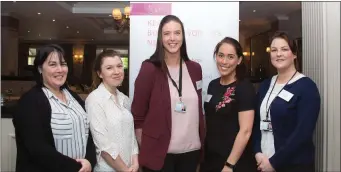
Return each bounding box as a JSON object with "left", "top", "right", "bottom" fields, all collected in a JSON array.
[
  {"left": 265, "top": 71, "right": 297, "bottom": 120},
  {"left": 166, "top": 58, "right": 183, "bottom": 100}
]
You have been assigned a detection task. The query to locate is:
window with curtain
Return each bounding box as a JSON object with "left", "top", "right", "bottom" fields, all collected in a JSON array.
[
  {"left": 96, "top": 48, "right": 129, "bottom": 69},
  {"left": 28, "top": 48, "right": 37, "bottom": 65}
]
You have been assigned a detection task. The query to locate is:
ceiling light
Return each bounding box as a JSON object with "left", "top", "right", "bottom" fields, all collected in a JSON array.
[
  {"left": 77, "top": 31, "right": 79, "bottom": 33},
  {"left": 111, "top": 6, "right": 131, "bottom": 33},
  {"left": 109, "top": 15, "right": 112, "bottom": 17},
  {"left": 37, "top": 12, "right": 41, "bottom": 15},
  {"left": 28, "top": 30, "right": 30, "bottom": 33},
  {"left": 38, "top": 34, "right": 41, "bottom": 37},
  {"left": 49, "top": 38, "right": 52, "bottom": 40},
  {"left": 253, "top": 10, "right": 256, "bottom": 12},
  {"left": 91, "top": 39, "right": 94, "bottom": 41},
  {"left": 66, "top": 26, "right": 69, "bottom": 29},
  {"left": 52, "top": 19, "right": 55, "bottom": 22}
]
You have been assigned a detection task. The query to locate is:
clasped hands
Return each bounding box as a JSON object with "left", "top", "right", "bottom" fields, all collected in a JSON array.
[
  {"left": 76, "top": 159, "right": 92, "bottom": 172},
  {"left": 76, "top": 158, "right": 139, "bottom": 172},
  {"left": 127, "top": 164, "right": 139, "bottom": 172},
  {"left": 255, "top": 153, "right": 275, "bottom": 172}
]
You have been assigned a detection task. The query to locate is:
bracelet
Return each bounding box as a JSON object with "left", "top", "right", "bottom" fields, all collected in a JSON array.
[{"left": 225, "top": 161, "right": 235, "bottom": 170}]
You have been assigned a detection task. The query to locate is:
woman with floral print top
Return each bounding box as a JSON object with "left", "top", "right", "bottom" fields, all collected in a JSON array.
[{"left": 200, "top": 37, "right": 257, "bottom": 172}]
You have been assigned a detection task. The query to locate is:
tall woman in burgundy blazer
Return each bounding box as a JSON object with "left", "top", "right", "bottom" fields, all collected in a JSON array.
[{"left": 131, "top": 15, "right": 205, "bottom": 172}]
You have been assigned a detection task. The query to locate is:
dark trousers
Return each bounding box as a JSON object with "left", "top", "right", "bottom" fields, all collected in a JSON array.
[
  {"left": 143, "top": 150, "right": 200, "bottom": 172},
  {"left": 276, "top": 163, "right": 315, "bottom": 172},
  {"left": 200, "top": 149, "right": 257, "bottom": 172}
]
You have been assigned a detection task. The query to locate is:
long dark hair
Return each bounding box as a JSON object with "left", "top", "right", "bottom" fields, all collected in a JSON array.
[
  {"left": 148, "top": 15, "right": 190, "bottom": 72},
  {"left": 33, "top": 44, "right": 67, "bottom": 89},
  {"left": 213, "top": 37, "right": 246, "bottom": 81},
  {"left": 270, "top": 31, "right": 299, "bottom": 71}
]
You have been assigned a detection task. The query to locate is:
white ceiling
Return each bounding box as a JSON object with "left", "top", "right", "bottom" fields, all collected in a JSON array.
[
  {"left": 1, "top": 1, "right": 301, "bottom": 42},
  {"left": 1, "top": 1, "right": 130, "bottom": 43}
]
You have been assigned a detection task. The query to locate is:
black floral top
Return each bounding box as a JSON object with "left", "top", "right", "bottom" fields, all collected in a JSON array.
[
  {"left": 204, "top": 78, "right": 257, "bottom": 171},
  {"left": 215, "top": 86, "right": 236, "bottom": 111}
]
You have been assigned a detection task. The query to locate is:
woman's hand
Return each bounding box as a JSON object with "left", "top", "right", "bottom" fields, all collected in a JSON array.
[
  {"left": 76, "top": 159, "right": 92, "bottom": 172},
  {"left": 222, "top": 165, "right": 233, "bottom": 172},
  {"left": 129, "top": 163, "right": 139, "bottom": 172},
  {"left": 255, "top": 154, "right": 275, "bottom": 172},
  {"left": 255, "top": 153, "right": 266, "bottom": 166}
]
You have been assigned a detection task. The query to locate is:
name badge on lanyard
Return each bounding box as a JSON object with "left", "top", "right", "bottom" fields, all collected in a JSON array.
[
  {"left": 262, "top": 71, "right": 298, "bottom": 132},
  {"left": 167, "top": 58, "right": 186, "bottom": 114},
  {"left": 175, "top": 99, "right": 186, "bottom": 113},
  {"left": 260, "top": 120, "right": 272, "bottom": 131}
]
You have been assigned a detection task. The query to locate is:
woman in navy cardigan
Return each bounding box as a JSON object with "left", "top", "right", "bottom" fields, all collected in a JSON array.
[
  {"left": 253, "top": 31, "right": 321, "bottom": 172},
  {"left": 13, "top": 44, "right": 96, "bottom": 172}
]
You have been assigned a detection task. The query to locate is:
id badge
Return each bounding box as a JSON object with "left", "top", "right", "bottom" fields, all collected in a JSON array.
[
  {"left": 175, "top": 101, "right": 186, "bottom": 113},
  {"left": 260, "top": 120, "right": 272, "bottom": 131}
]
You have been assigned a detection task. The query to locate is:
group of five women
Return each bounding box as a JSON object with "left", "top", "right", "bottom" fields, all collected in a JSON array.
[{"left": 13, "top": 14, "right": 320, "bottom": 172}]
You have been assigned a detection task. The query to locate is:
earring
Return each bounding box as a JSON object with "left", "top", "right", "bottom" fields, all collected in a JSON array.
[{"left": 38, "top": 68, "right": 42, "bottom": 74}]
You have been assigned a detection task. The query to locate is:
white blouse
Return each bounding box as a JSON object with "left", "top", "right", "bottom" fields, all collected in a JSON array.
[{"left": 85, "top": 83, "right": 138, "bottom": 172}]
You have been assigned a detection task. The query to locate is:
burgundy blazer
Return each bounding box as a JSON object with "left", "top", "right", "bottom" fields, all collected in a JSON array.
[{"left": 131, "top": 60, "right": 206, "bottom": 170}]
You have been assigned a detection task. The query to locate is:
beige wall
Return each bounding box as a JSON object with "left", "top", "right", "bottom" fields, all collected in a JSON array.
[{"left": 302, "top": 2, "right": 340, "bottom": 171}]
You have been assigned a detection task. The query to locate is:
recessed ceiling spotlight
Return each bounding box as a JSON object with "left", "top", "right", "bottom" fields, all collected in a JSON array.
[
  {"left": 77, "top": 31, "right": 79, "bottom": 33},
  {"left": 253, "top": 10, "right": 256, "bottom": 12},
  {"left": 38, "top": 33, "right": 41, "bottom": 37},
  {"left": 52, "top": 19, "right": 55, "bottom": 22},
  {"left": 28, "top": 30, "right": 30, "bottom": 33},
  {"left": 91, "top": 38, "right": 94, "bottom": 41},
  {"left": 66, "top": 26, "right": 69, "bottom": 29},
  {"left": 49, "top": 38, "right": 52, "bottom": 40},
  {"left": 37, "top": 12, "right": 41, "bottom": 15}
]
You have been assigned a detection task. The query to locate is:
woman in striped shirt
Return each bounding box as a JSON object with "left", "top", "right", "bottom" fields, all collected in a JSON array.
[{"left": 13, "top": 44, "right": 96, "bottom": 172}]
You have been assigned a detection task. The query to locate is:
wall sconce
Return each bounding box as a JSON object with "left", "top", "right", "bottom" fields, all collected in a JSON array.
[
  {"left": 243, "top": 52, "right": 255, "bottom": 56},
  {"left": 73, "top": 44, "right": 84, "bottom": 64},
  {"left": 73, "top": 54, "right": 83, "bottom": 64},
  {"left": 266, "top": 47, "right": 270, "bottom": 53}
]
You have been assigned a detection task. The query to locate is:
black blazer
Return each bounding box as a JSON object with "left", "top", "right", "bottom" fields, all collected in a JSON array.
[{"left": 12, "top": 85, "right": 96, "bottom": 172}]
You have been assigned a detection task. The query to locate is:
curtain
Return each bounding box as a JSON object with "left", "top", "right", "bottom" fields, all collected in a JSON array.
[
  {"left": 18, "top": 43, "right": 30, "bottom": 76},
  {"left": 82, "top": 44, "right": 97, "bottom": 86},
  {"left": 60, "top": 44, "right": 74, "bottom": 84}
]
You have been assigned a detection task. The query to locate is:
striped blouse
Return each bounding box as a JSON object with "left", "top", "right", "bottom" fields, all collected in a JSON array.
[{"left": 42, "top": 87, "right": 90, "bottom": 159}]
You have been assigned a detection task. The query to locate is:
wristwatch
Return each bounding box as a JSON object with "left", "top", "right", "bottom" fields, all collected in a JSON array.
[{"left": 225, "top": 161, "right": 235, "bottom": 170}]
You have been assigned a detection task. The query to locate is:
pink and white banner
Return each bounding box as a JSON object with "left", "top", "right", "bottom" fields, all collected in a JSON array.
[{"left": 129, "top": 2, "right": 239, "bottom": 101}]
